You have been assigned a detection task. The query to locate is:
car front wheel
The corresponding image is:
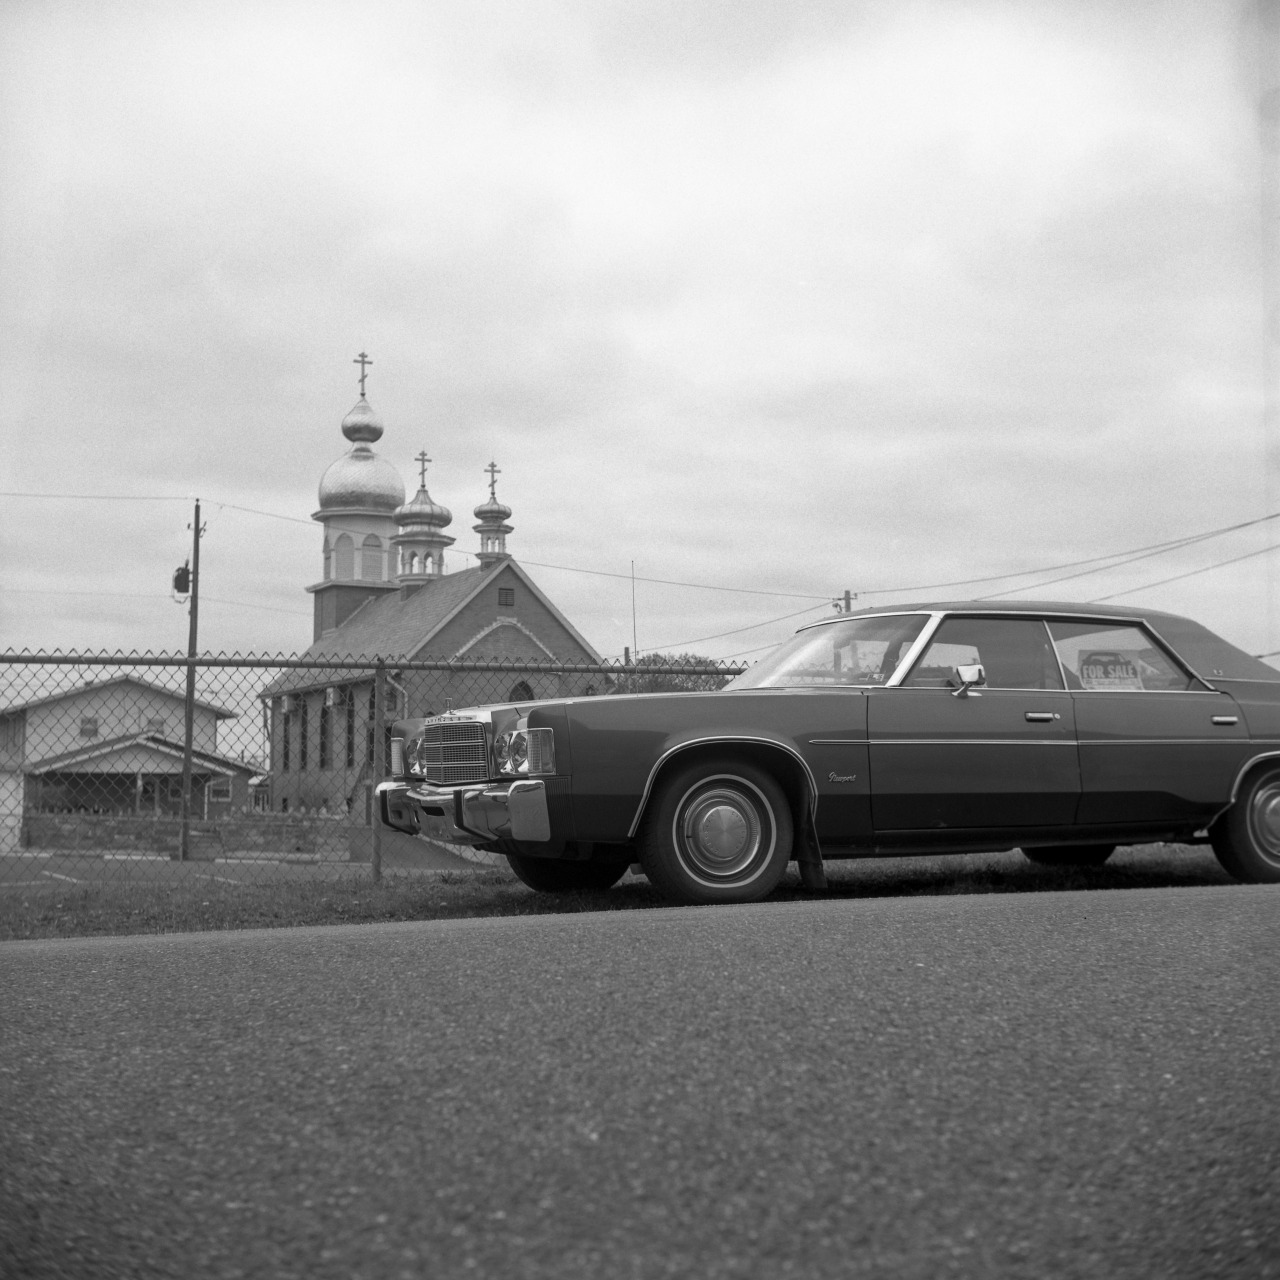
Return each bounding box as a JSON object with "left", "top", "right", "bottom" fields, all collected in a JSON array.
[
  {"left": 506, "top": 851, "right": 631, "bottom": 893},
  {"left": 1210, "top": 765, "right": 1280, "bottom": 884},
  {"left": 1021, "top": 844, "right": 1116, "bottom": 867},
  {"left": 639, "top": 759, "right": 793, "bottom": 906}
]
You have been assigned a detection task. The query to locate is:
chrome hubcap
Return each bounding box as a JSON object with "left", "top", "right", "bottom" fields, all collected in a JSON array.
[
  {"left": 1248, "top": 782, "right": 1280, "bottom": 864},
  {"left": 678, "top": 784, "right": 767, "bottom": 880},
  {"left": 695, "top": 804, "right": 750, "bottom": 861}
]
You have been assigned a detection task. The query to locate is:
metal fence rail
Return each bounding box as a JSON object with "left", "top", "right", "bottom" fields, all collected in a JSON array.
[{"left": 0, "top": 652, "right": 744, "bottom": 890}]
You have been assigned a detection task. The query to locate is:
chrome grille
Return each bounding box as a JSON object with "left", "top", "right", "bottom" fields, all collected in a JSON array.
[{"left": 414, "top": 720, "right": 490, "bottom": 785}]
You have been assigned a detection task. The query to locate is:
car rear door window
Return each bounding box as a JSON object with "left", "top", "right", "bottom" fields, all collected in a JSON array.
[
  {"left": 1046, "top": 621, "right": 1195, "bottom": 692},
  {"left": 902, "top": 617, "right": 1065, "bottom": 690}
]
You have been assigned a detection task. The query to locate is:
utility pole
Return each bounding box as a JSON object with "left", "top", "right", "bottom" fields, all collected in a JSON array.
[
  {"left": 631, "top": 560, "right": 638, "bottom": 660},
  {"left": 177, "top": 499, "right": 204, "bottom": 861},
  {"left": 1258, "top": 0, "right": 1280, "bottom": 650}
]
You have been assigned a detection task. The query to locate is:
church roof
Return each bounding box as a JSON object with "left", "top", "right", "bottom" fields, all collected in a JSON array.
[{"left": 263, "top": 559, "right": 600, "bottom": 698}]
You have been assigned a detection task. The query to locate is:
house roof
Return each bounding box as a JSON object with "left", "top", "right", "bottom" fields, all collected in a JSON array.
[
  {"left": 0, "top": 674, "right": 236, "bottom": 720},
  {"left": 262, "top": 558, "right": 601, "bottom": 697},
  {"left": 29, "top": 732, "right": 258, "bottom": 776}
]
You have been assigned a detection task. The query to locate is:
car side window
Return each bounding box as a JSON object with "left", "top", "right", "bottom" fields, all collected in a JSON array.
[
  {"left": 902, "top": 618, "right": 1065, "bottom": 690},
  {"left": 1046, "top": 621, "right": 1195, "bottom": 692}
]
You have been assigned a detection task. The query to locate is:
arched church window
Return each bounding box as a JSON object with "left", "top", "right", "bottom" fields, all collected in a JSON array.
[
  {"left": 323, "top": 539, "right": 332, "bottom": 581},
  {"left": 361, "top": 535, "right": 383, "bottom": 581},
  {"left": 509, "top": 680, "right": 534, "bottom": 701},
  {"left": 333, "top": 534, "right": 354, "bottom": 579}
]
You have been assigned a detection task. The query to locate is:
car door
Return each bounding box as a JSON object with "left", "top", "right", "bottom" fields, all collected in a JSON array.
[
  {"left": 1046, "top": 619, "right": 1252, "bottom": 826},
  {"left": 869, "top": 615, "right": 1080, "bottom": 832}
]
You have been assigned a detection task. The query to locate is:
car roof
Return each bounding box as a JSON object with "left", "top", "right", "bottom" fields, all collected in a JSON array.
[{"left": 801, "top": 599, "right": 1188, "bottom": 629}]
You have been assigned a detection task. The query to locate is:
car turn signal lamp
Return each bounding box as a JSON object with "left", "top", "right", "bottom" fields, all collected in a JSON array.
[{"left": 493, "top": 728, "right": 556, "bottom": 776}]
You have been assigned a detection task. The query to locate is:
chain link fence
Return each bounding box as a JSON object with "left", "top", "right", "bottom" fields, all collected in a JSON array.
[{"left": 0, "top": 652, "right": 744, "bottom": 892}]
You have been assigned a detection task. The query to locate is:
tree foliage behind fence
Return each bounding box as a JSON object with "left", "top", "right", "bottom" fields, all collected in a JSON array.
[{"left": 0, "top": 652, "right": 744, "bottom": 890}]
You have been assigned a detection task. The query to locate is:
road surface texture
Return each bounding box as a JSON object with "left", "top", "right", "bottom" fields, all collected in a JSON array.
[{"left": 2, "top": 885, "right": 1277, "bottom": 1279}]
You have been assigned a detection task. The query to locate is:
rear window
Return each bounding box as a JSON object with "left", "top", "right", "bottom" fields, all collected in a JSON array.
[{"left": 1047, "top": 621, "right": 1194, "bottom": 692}]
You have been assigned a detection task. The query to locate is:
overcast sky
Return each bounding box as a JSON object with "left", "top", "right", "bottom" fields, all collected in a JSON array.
[{"left": 2, "top": 0, "right": 1278, "bottom": 664}]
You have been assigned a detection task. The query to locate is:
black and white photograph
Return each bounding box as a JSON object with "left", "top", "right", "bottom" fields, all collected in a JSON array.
[{"left": 2, "top": 1, "right": 1279, "bottom": 1276}]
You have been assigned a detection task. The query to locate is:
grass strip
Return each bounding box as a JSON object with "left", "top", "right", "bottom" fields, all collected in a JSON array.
[{"left": 0, "top": 846, "right": 1236, "bottom": 941}]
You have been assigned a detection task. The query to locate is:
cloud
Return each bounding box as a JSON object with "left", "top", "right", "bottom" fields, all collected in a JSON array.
[{"left": 0, "top": 0, "right": 1274, "bottom": 660}]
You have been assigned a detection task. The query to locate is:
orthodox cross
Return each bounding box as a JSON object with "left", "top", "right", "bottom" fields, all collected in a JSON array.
[
  {"left": 415, "top": 450, "right": 432, "bottom": 487},
  {"left": 485, "top": 460, "right": 501, "bottom": 500},
  {"left": 353, "top": 351, "right": 373, "bottom": 396}
]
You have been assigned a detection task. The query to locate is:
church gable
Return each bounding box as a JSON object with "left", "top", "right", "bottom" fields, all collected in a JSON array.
[
  {"left": 413, "top": 562, "right": 598, "bottom": 664},
  {"left": 453, "top": 619, "right": 556, "bottom": 662}
]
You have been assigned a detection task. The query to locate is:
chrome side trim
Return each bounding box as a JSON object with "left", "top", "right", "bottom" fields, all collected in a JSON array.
[
  {"left": 1066, "top": 689, "right": 1231, "bottom": 696},
  {"left": 1206, "top": 751, "right": 1280, "bottom": 827},
  {"left": 808, "top": 738, "right": 866, "bottom": 744},
  {"left": 625, "top": 735, "right": 821, "bottom": 840},
  {"left": 885, "top": 613, "right": 945, "bottom": 687},
  {"left": 874, "top": 686, "right": 1075, "bottom": 695},
  {"left": 1075, "top": 738, "right": 1253, "bottom": 747},
  {"left": 874, "top": 739, "right": 1077, "bottom": 746},
  {"left": 1227, "top": 752, "right": 1280, "bottom": 806}
]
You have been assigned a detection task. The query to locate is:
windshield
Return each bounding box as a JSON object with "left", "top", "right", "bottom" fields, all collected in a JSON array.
[{"left": 725, "top": 614, "right": 930, "bottom": 689}]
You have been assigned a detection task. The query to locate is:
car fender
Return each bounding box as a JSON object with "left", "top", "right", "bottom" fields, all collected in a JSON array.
[
  {"left": 1209, "top": 749, "right": 1280, "bottom": 826},
  {"left": 625, "top": 733, "right": 820, "bottom": 840}
]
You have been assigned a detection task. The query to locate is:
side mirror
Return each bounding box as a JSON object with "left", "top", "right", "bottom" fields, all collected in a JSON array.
[{"left": 952, "top": 663, "right": 986, "bottom": 697}]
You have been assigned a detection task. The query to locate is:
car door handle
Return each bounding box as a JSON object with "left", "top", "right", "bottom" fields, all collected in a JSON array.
[
  {"left": 1212, "top": 715, "right": 1239, "bottom": 725},
  {"left": 1024, "top": 712, "right": 1060, "bottom": 722}
]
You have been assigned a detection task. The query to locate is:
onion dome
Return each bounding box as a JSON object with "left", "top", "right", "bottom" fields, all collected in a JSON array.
[
  {"left": 317, "top": 398, "right": 405, "bottom": 512},
  {"left": 396, "top": 485, "right": 452, "bottom": 529},
  {"left": 341, "top": 396, "right": 384, "bottom": 443},
  {"left": 473, "top": 493, "right": 512, "bottom": 522}
]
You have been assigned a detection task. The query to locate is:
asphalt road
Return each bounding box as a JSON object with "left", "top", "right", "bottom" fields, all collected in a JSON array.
[{"left": 2, "top": 886, "right": 1278, "bottom": 1279}]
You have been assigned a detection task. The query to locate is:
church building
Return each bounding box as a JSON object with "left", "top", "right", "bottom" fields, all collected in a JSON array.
[{"left": 263, "top": 361, "right": 601, "bottom": 817}]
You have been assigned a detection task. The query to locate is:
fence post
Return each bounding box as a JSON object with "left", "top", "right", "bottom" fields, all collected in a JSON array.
[
  {"left": 371, "top": 659, "right": 385, "bottom": 884},
  {"left": 177, "top": 498, "right": 202, "bottom": 862}
]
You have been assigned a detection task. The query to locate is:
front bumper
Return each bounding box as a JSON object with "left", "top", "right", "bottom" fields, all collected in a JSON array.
[{"left": 377, "top": 777, "right": 552, "bottom": 846}]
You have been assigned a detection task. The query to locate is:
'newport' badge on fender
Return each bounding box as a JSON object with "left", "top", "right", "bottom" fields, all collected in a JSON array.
[{"left": 828, "top": 772, "right": 857, "bottom": 783}]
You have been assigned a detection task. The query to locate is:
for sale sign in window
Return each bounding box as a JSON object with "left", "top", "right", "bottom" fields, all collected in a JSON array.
[{"left": 1079, "top": 651, "right": 1143, "bottom": 690}]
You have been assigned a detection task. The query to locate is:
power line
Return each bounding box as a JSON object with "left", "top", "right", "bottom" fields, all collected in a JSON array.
[
  {"left": 3, "top": 586, "right": 310, "bottom": 617},
  {"left": 515, "top": 558, "right": 832, "bottom": 601},
  {"left": 0, "top": 492, "right": 191, "bottom": 501},
  {"left": 1088, "top": 542, "right": 1280, "bottom": 602},
  {"left": 866, "top": 510, "right": 1280, "bottom": 598},
  {"left": 719, "top": 639, "right": 795, "bottom": 660},
  {"left": 648, "top": 603, "right": 831, "bottom": 652},
  {"left": 10, "top": 489, "right": 1280, "bottom": 613},
  {"left": 972, "top": 529, "right": 1240, "bottom": 599},
  {"left": 202, "top": 502, "right": 835, "bottom": 600}
]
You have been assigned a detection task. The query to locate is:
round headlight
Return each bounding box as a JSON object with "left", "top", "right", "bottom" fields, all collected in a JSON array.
[
  {"left": 494, "top": 733, "right": 512, "bottom": 768},
  {"left": 405, "top": 737, "right": 423, "bottom": 773},
  {"left": 510, "top": 732, "right": 528, "bottom": 769}
]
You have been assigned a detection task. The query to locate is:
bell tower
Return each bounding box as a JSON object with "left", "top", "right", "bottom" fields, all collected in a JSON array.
[
  {"left": 393, "top": 450, "right": 455, "bottom": 591},
  {"left": 307, "top": 354, "right": 405, "bottom": 639},
  {"left": 472, "top": 461, "right": 513, "bottom": 570}
]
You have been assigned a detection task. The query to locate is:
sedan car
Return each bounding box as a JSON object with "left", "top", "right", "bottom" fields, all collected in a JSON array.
[{"left": 376, "top": 601, "right": 1280, "bottom": 905}]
